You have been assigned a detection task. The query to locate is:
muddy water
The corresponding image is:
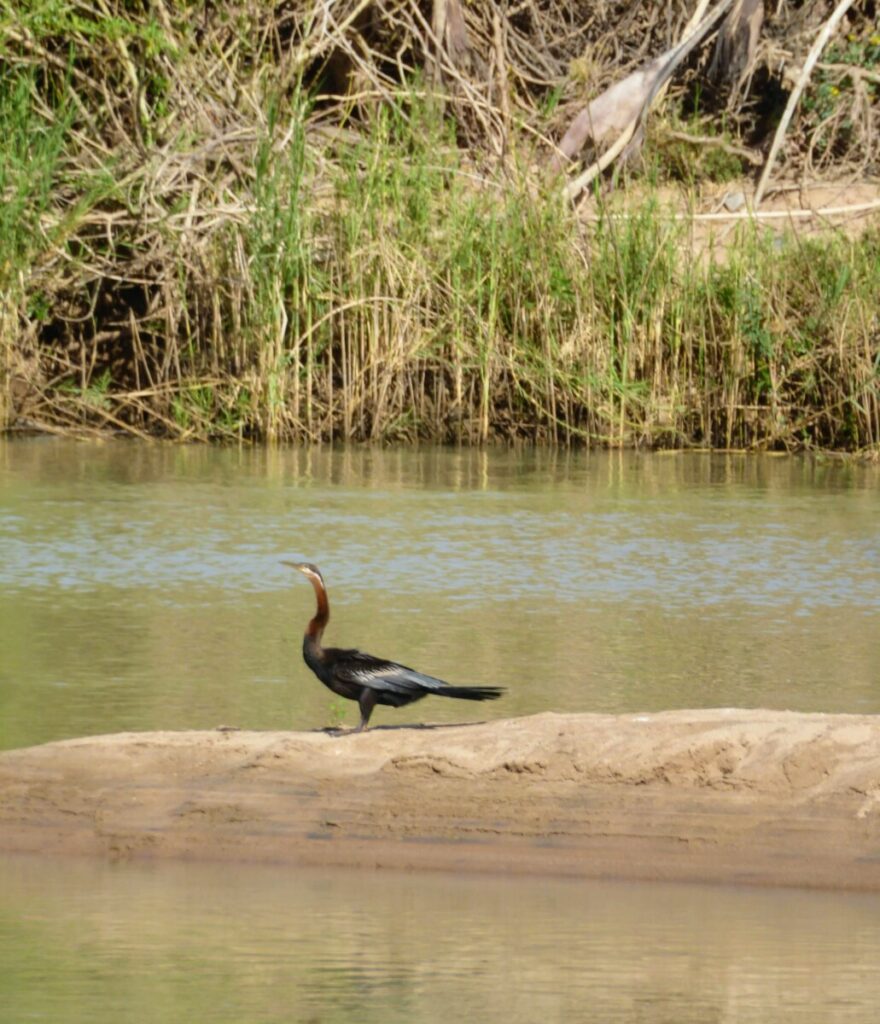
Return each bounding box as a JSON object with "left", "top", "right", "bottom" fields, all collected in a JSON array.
[
  {"left": 2, "top": 853, "right": 880, "bottom": 1024},
  {"left": 1, "top": 439, "right": 878, "bottom": 748},
  {"left": 2, "top": 439, "right": 880, "bottom": 1021}
]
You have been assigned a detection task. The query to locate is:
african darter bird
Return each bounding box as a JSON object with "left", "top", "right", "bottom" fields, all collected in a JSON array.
[{"left": 284, "top": 561, "right": 504, "bottom": 731}]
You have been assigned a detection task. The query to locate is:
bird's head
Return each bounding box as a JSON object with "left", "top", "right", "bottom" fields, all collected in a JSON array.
[{"left": 282, "top": 561, "right": 324, "bottom": 586}]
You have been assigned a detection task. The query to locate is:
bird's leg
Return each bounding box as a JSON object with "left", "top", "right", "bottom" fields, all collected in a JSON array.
[{"left": 355, "top": 688, "right": 378, "bottom": 732}]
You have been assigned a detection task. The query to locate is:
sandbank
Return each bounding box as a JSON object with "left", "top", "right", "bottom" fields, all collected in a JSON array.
[{"left": 1, "top": 710, "right": 878, "bottom": 889}]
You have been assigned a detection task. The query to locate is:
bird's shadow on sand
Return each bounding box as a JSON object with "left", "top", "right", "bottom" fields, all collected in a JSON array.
[{"left": 314, "top": 720, "right": 488, "bottom": 737}]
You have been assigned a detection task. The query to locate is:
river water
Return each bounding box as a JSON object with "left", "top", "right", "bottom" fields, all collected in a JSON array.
[
  {"left": 1, "top": 438, "right": 879, "bottom": 1022},
  {"left": 3, "top": 853, "right": 880, "bottom": 1024}
]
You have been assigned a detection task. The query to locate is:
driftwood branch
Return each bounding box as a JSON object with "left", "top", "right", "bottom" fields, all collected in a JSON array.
[
  {"left": 431, "top": 0, "right": 472, "bottom": 79},
  {"left": 556, "top": 0, "right": 744, "bottom": 201},
  {"left": 708, "top": 0, "right": 763, "bottom": 96}
]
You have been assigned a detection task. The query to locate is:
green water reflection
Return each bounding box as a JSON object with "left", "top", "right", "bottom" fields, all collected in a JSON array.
[
  {"left": 2, "top": 854, "right": 880, "bottom": 1024},
  {"left": 1, "top": 439, "right": 878, "bottom": 749}
]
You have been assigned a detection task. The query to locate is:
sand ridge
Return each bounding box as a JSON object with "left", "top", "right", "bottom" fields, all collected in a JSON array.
[{"left": 1, "top": 710, "right": 879, "bottom": 889}]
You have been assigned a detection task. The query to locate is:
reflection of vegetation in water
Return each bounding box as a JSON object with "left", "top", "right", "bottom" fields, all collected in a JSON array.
[
  {"left": 3, "top": 841, "right": 880, "bottom": 1023},
  {"left": 1, "top": 4, "right": 879, "bottom": 452}
]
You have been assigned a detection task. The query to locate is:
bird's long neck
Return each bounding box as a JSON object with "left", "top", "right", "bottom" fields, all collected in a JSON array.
[{"left": 304, "top": 573, "right": 330, "bottom": 647}]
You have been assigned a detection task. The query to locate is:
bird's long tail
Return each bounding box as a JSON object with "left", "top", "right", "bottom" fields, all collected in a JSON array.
[{"left": 436, "top": 685, "right": 504, "bottom": 701}]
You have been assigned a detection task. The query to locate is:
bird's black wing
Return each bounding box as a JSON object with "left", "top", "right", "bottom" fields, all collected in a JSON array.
[{"left": 333, "top": 649, "right": 450, "bottom": 695}]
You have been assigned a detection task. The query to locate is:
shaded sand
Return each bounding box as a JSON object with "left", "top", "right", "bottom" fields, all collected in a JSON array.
[{"left": 1, "top": 710, "right": 879, "bottom": 889}]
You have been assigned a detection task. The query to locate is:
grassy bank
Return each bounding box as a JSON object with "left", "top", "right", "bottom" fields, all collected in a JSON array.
[{"left": 2, "top": 3, "right": 879, "bottom": 450}]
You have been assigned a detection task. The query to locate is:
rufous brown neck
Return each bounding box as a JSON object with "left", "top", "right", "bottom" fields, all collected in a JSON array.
[{"left": 304, "top": 572, "right": 329, "bottom": 644}]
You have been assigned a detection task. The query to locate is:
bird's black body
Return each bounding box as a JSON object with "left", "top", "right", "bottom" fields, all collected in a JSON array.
[{"left": 285, "top": 561, "right": 504, "bottom": 731}]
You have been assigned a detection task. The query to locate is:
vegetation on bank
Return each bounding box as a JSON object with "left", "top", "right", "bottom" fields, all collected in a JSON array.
[{"left": 1, "top": 1, "right": 878, "bottom": 450}]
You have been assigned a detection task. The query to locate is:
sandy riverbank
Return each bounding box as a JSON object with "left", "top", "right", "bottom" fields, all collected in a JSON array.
[{"left": 1, "top": 710, "right": 878, "bottom": 890}]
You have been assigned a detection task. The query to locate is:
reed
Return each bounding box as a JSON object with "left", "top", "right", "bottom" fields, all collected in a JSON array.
[
  {"left": 0, "top": 68, "right": 71, "bottom": 425},
  {"left": 1, "top": 2, "right": 878, "bottom": 451}
]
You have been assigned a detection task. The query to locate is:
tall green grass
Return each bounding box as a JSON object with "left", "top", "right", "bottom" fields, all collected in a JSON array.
[
  {"left": 212, "top": 92, "right": 877, "bottom": 450},
  {"left": 0, "top": 68, "right": 69, "bottom": 422}
]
